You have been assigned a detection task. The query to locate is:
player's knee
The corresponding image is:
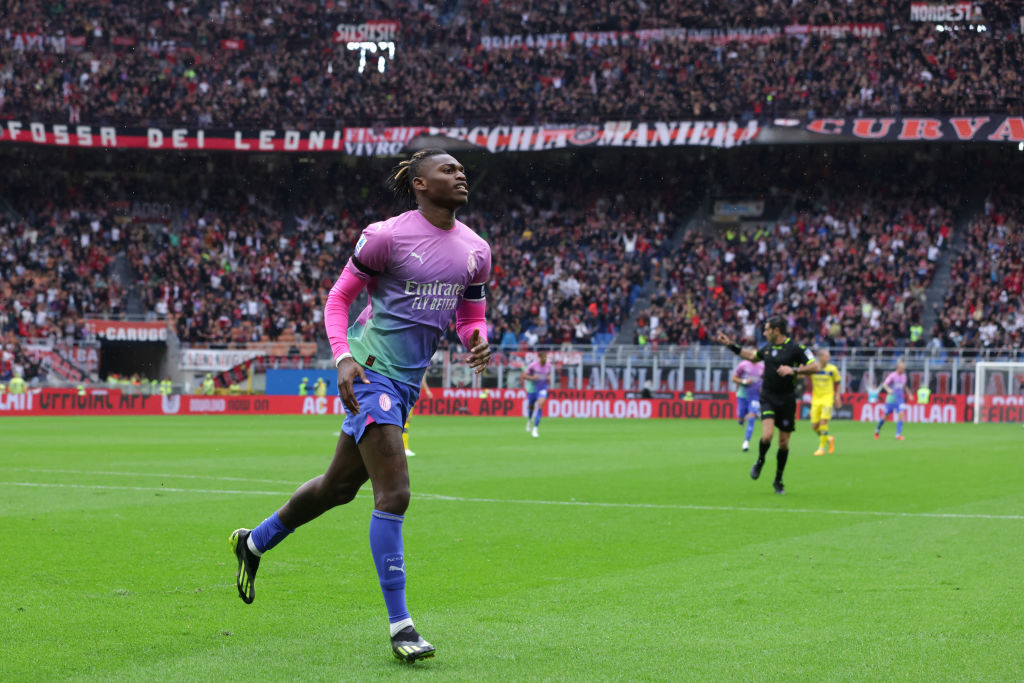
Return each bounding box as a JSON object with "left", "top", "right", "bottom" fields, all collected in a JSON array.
[
  {"left": 374, "top": 487, "right": 410, "bottom": 516},
  {"left": 321, "top": 479, "right": 360, "bottom": 507},
  {"left": 331, "top": 484, "right": 360, "bottom": 507}
]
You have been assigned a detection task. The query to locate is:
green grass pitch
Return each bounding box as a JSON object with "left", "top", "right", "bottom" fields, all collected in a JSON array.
[{"left": 2, "top": 416, "right": 1023, "bottom": 681}]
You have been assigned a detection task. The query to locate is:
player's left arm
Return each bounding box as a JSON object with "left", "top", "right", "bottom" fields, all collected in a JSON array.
[
  {"left": 832, "top": 367, "right": 842, "bottom": 407},
  {"left": 456, "top": 246, "right": 491, "bottom": 374}
]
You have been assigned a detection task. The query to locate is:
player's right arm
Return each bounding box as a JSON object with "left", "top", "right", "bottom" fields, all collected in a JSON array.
[
  {"left": 325, "top": 269, "right": 370, "bottom": 414},
  {"left": 522, "top": 363, "right": 539, "bottom": 382},
  {"left": 324, "top": 224, "right": 391, "bottom": 413},
  {"left": 881, "top": 372, "right": 895, "bottom": 392}
]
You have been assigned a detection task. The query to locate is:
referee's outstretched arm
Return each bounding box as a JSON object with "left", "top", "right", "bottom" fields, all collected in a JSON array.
[{"left": 716, "top": 331, "right": 757, "bottom": 361}]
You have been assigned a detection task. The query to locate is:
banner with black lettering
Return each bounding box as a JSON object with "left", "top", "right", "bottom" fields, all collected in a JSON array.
[
  {"left": 909, "top": 2, "right": 984, "bottom": 22},
  {"left": 83, "top": 319, "right": 168, "bottom": 343},
  {"left": 3, "top": 117, "right": 1021, "bottom": 155},
  {"left": 0, "top": 119, "right": 761, "bottom": 153}
]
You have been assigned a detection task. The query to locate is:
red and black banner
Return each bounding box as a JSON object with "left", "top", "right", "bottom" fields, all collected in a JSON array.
[
  {"left": 5, "top": 388, "right": 1013, "bottom": 423},
  {"left": 0, "top": 119, "right": 760, "bottom": 153},
  {"left": 762, "top": 116, "right": 1024, "bottom": 143},
  {"left": 2, "top": 116, "right": 1020, "bottom": 156}
]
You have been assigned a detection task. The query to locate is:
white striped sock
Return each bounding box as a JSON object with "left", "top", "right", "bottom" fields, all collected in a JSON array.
[{"left": 390, "top": 617, "right": 414, "bottom": 637}]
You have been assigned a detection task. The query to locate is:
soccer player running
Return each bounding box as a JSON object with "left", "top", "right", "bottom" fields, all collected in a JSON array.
[
  {"left": 229, "top": 149, "right": 491, "bottom": 663},
  {"left": 731, "top": 357, "right": 764, "bottom": 452},
  {"left": 875, "top": 358, "right": 908, "bottom": 440},
  {"left": 809, "top": 349, "right": 842, "bottom": 456},
  {"left": 717, "top": 315, "right": 820, "bottom": 495},
  {"left": 522, "top": 349, "right": 553, "bottom": 438}
]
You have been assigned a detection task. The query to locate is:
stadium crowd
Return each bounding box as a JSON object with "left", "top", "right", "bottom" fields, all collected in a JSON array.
[
  {"left": 463, "top": 199, "right": 669, "bottom": 350},
  {"left": 7, "top": 133, "right": 1024, "bottom": 366},
  {"left": 635, "top": 189, "right": 954, "bottom": 349},
  {"left": 4, "top": 179, "right": 965, "bottom": 355},
  {"left": 0, "top": 152, "right": 683, "bottom": 353},
  {"left": 2, "top": 0, "right": 1022, "bottom": 128},
  {"left": 934, "top": 190, "right": 1024, "bottom": 350},
  {"left": 0, "top": 199, "right": 123, "bottom": 338},
  {"left": 3, "top": 1, "right": 1023, "bottom": 391}
]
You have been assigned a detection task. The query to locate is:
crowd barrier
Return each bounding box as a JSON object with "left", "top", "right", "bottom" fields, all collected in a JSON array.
[{"left": 3, "top": 388, "right": 1022, "bottom": 423}]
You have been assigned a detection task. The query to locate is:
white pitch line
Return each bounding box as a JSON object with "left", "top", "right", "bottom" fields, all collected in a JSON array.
[
  {"left": 7, "top": 467, "right": 299, "bottom": 485},
  {"left": 414, "top": 492, "right": 1024, "bottom": 521},
  {"left": 0, "top": 480, "right": 1020, "bottom": 522},
  {"left": 1, "top": 482, "right": 292, "bottom": 496}
]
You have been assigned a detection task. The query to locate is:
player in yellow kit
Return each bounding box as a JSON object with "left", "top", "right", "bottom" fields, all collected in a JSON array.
[
  {"left": 403, "top": 376, "right": 434, "bottom": 456},
  {"left": 809, "top": 349, "right": 842, "bottom": 456}
]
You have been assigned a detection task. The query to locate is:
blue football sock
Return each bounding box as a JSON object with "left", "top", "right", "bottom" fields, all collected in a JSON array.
[
  {"left": 369, "top": 510, "right": 410, "bottom": 624},
  {"left": 876, "top": 418, "right": 885, "bottom": 433},
  {"left": 534, "top": 409, "right": 542, "bottom": 427},
  {"left": 896, "top": 421, "right": 904, "bottom": 436},
  {"left": 744, "top": 416, "right": 755, "bottom": 441},
  {"left": 250, "top": 511, "right": 293, "bottom": 554}
]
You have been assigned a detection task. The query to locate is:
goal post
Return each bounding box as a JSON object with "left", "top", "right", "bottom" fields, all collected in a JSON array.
[{"left": 973, "top": 361, "right": 1024, "bottom": 424}]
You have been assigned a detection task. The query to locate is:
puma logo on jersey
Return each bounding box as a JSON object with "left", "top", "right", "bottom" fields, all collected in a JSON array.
[{"left": 410, "top": 251, "right": 425, "bottom": 264}]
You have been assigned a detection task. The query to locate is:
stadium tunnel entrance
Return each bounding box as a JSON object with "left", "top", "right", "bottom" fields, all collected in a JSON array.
[{"left": 99, "top": 340, "right": 168, "bottom": 382}]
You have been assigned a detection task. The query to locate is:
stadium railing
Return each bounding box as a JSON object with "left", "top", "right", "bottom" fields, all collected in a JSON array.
[
  {"left": 428, "top": 344, "right": 1024, "bottom": 395},
  {"left": 22, "top": 340, "right": 1023, "bottom": 397}
]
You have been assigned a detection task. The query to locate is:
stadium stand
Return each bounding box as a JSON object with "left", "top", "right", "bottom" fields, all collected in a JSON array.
[
  {"left": 935, "top": 189, "right": 1024, "bottom": 349},
  {"left": 2, "top": 1, "right": 1023, "bottom": 391},
  {"left": 2, "top": 1, "right": 1021, "bottom": 127},
  {"left": 637, "top": 191, "right": 953, "bottom": 348}
]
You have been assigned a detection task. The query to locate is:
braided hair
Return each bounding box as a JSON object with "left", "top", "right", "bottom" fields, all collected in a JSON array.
[{"left": 385, "top": 148, "right": 450, "bottom": 206}]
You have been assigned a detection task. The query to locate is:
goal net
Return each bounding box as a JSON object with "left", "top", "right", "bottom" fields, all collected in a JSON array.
[{"left": 973, "top": 361, "right": 1024, "bottom": 424}]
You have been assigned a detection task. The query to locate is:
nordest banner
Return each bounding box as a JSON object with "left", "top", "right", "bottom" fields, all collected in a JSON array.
[{"left": 0, "top": 389, "right": 993, "bottom": 422}]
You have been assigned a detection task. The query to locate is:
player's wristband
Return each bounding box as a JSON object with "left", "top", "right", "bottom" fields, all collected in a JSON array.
[
  {"left": 335, "top": 352, "right": 353, "bottom": 367},
  {"left": 728, "top": 343, "right": 742, "bottom": 356}
]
